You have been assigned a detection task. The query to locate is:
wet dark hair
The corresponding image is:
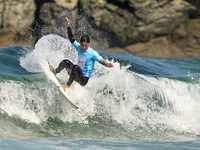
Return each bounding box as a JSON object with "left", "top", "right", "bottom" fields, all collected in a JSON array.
[{"left": 80, "top": 35, "right": 90, "bottom": 43}]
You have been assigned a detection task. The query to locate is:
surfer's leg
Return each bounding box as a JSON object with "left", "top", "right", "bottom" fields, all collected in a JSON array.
[
  {"left": 67, "top": 65, "right": 89, "bottom": 86},
  {"left": 55, "top": 59, "right": 74, "bottom": 74},
  {"left": 74, "top": 66, "right": 89, "bottom": 86}
]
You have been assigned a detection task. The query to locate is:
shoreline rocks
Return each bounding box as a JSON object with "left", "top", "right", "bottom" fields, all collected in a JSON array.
[{"left": 0, "top": 0, "right": 200, "bottom": 58}]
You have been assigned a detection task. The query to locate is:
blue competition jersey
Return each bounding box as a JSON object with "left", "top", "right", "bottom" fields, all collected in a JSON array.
[{"left": 72, "top": 40, "right": 102, "bottom": 78}]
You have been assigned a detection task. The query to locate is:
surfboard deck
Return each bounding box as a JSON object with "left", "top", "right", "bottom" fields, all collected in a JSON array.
[{"left": 49, "top": 69, "right": 79, "bottom": 110}]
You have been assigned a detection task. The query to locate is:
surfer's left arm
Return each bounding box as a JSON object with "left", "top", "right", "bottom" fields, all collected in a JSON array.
[{"left": 99, "top": 59, "right": 114, "bottom": 68}]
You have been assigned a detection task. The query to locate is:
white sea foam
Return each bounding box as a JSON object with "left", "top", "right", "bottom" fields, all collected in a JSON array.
[{"left": 1, "top": 34, "right": 199, "bottom": 140}]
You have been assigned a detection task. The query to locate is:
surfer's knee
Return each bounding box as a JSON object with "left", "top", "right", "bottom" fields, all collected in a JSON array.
[
  {"left": 60, "top": 59, "right": 73, "bottom": 69},
  {"left": 71, "top": 65, "right": 80, "bottom": 74},
  {"left": 63, "top": 59, "right": 71, "bottom": 65},
  {"left": 73, "top": 65, "right": 79, "bottom": 70}
]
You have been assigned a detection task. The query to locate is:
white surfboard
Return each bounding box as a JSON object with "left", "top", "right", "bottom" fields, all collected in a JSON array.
[{"left": 48, "top": 69, "right": 79, "bottom": 109}]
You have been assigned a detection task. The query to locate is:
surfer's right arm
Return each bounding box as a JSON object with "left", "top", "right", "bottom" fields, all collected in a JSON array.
[
  {"left": 99, "top": 59, "right": 114, "bottom": 68},
  {"left": 66, "top": 17, "right": 75, "bottom": 44}
]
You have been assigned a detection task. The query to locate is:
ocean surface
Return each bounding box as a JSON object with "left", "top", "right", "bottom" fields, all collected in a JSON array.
[{"left": 1, "top": 34, "right": 200, "bottom": 149}]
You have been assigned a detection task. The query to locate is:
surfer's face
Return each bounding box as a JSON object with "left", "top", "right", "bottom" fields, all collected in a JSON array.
[{"left": 80, "top": 42, "right": 90, "bottom": 51}]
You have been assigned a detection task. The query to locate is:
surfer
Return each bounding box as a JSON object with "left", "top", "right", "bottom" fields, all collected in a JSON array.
[{"left": 49, "top": 17, "right": 114, "bottom": 91}]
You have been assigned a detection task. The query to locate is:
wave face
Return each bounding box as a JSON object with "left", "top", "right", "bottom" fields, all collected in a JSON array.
[{"left": 0, "top": 34, "right": 200, "bottom": 141}]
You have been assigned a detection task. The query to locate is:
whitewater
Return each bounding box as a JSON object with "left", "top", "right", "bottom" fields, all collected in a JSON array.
[{"left": 0, "top": 34, "right": 200, "bottom": 149}]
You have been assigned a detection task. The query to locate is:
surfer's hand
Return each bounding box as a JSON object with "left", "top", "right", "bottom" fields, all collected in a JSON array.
[
  {"left": 100, "top": 59, "right": 113, "bottom": 68},
  {"left": 61, "top": 84, "right": 69, "bottom": 91},
  {"left": 107, "top": 63, "right": 114, "bottom": 68},
  {"left": 65, "top": 17, "right": 71, "bottom": 27}
]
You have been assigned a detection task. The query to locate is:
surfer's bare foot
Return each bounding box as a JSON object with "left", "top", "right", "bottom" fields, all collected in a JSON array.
[
  {"left": 61, "top": 84, "right": 69, "bottom": 91},
  {"left": 49, "top": 65, "right": 55, "bottom": 73}
]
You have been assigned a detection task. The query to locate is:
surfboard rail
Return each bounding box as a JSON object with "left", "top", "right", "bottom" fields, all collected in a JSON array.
[{"left": 49, "top": 69, "right": 79, "bottom": 110}]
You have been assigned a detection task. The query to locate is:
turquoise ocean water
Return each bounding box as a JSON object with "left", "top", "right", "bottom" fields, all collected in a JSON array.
[{"left": 1, "top": 34, "right": 200, "bottom": 149}]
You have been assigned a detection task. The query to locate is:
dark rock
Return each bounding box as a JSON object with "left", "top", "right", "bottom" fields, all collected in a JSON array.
[{"left": 0, "top": 0, "right": 200, "bottom": 58}]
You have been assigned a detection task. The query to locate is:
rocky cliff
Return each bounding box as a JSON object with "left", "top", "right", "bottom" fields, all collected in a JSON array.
[{"left": 0, "top": 0, "right": 200, "bottom": 58}]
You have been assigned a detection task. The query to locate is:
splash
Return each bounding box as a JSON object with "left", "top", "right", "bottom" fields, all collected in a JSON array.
[
  {"left": 18, "top": 34, "right": 96, "bottom": 124},
  {"left": 88, "top": 60, "right": 200, "bottom": 140},
  {"left": 20, "top": 34, "right": 77, "bottom": 73},
  {"left": 1, "top": 34, "right": 200, "bottom": 140}
]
